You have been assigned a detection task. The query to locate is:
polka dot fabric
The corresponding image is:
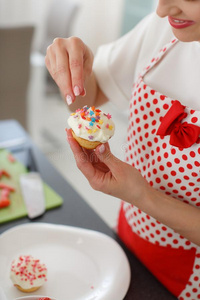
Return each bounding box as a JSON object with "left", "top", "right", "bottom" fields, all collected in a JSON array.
[{"left": 118, "top": 39, "right": 200, "bottom": 300}]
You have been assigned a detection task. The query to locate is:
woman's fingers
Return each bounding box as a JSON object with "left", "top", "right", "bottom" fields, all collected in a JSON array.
[
  {"left": 95, "top": 143, "right": 121, "bottom": 173},
  {"left": 45, "top": 37, "right": 93, "bottom": 105},
  {"left": 68, "top": 37, "right": 93, "bottom": 99},
  {"left": 55, "top": 47, "right": 74, "bottom": 104},
  {"left": 68, "top": 49, "right": 84, "bottom": 101},
  {"left": 45, "top": 45, "right": 56, "bottom": 77},
  {"left": 66, "top": 129, "right": 96, "bottom": 180}
]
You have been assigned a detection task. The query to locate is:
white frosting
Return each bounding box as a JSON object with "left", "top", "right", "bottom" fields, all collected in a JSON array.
[
  {"left": 67, "top": 106, "right": 115, "bottom": 143},
  {"left": 10, "top": 255, "right": 47, "bottom": 289}
]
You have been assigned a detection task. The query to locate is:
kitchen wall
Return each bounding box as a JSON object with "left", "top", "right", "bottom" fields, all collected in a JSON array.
[
  {"left": 0, "top": 0, "right": 158, "bottom": 54},
  {"left": 0, "top": 0, "right": 124, "bottom": 54}
]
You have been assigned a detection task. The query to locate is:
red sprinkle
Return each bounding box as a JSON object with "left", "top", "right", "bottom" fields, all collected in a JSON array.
[{"left": 0, "top": 198, "right": 10, "bottom": 208}]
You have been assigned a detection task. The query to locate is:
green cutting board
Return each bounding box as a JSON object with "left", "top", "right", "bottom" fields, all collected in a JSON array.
[{"left": 0, "top": 149, "right": 63, "bottom": 224}]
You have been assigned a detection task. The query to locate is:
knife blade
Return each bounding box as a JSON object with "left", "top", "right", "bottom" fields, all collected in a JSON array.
[{"left": 20, "top": 172, "right": 46, "bottom": 219}]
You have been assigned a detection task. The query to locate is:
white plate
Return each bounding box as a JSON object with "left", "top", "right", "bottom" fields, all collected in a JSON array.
[{"left": 0, "top": 223, "right": 131, "bottom": 300}]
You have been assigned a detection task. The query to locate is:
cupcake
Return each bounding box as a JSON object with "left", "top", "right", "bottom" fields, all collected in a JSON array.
[
  {"left": 67, "top": 106, "right": 115, "bottom": 149},
  {"left": 10, "top": 255, "right": 47, "bottom": 293}
]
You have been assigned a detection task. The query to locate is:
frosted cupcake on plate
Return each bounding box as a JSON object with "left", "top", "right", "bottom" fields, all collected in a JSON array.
[
  {"left": 67, "top": 106, "right": 115, "bottom": 149},
  {"left": 10, "top": 255, "right": 47, "bottom": 293}
]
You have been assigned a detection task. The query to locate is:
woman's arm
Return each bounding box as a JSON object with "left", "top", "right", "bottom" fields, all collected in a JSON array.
[
  {"left": 66, "top": 129, "right": 200, "bottom": 246},
  {"left": 145, "top": 187, "right": 200, "bottom": 246}
]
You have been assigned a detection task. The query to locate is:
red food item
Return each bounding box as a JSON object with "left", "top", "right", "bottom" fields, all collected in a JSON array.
[
  {"left": 7, "top": 153, "right": 16, "bottom": 163},
  {"left": 38, "top": 298, "right": 51, "bottom": 300},
  {"left": 0, "top": 169, "right": 10, "bottom": 178},
  {"left": 0, "top": 188, "right": 11, "bottom": 209},
  {"left": 1, "top": 189, "right": 10, "bottom": 198},
  {"left": 0, "top": 198, "right": 10, "bottom": 208},
  {"left": 0, "top": 183, "right": 15, "bottom": 192}
]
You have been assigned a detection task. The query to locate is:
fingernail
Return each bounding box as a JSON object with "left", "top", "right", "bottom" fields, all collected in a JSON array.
[
  {"left": 66, "top": 95, "right": 72, "bottom": 105},
  {"left": 74, "top": 86, "right": 80, "bottom": 96},
  {"left": 98, "top": 144, "right": 105, "bottom": 154}
]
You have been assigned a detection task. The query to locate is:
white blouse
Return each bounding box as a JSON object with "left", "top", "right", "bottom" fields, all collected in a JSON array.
[{"left": 93, "top": 13, "right": 200, "bottom": 111}]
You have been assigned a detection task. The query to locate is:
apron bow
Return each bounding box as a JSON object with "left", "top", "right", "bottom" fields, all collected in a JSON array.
[{"left": 156, "top": 100, "right": 200, "bottom": 148}]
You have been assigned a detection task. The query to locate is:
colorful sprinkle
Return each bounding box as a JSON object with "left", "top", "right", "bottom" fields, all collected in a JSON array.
[{"left": 83, "top": 106, "right": 88, "bottom": 111}]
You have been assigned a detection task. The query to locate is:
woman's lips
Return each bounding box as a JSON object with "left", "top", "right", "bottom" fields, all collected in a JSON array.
[{"left": 168, "top": 16, "right": 195, "bottom": 29}]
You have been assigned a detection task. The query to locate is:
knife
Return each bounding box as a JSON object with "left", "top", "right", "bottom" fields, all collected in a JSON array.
[{"left": 20, "top": 172, "right": 46, "bottom": 219}]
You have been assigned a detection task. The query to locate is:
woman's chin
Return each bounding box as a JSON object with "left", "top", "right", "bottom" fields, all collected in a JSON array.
[{"left": 172, "top": 28, "right": 200, "bottom": 43}]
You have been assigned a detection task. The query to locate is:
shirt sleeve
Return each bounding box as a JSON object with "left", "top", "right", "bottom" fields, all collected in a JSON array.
[{"left": 93, "top": 13, "right": 173, "bottom": 109}]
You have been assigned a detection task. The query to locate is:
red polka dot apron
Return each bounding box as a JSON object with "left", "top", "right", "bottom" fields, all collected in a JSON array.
[{"left": 117, "top": 38, "right": 200, "bottom": 300}]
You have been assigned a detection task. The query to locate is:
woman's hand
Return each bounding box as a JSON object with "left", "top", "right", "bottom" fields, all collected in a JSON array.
[
  {"left": 45, "top": 37, "right": 94, "bottom": 105},
  {"left": 66, "top": 128, "right": 200, "bottom": 245},
  {"left": 66, "top": 129, "right": 151, "bottom": 205}
]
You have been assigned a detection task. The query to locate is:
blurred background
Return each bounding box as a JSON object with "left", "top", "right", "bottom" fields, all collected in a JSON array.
[{"left": 0, "top": 0, "right": 157, "bottom": 228}]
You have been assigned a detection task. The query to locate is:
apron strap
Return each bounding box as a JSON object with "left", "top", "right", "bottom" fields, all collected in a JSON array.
[{"left": 140, "top": 38, "right": 178, "bottom": 78}]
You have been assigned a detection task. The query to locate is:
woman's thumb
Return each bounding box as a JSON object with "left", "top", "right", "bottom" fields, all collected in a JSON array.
[{"left": 95, "top": 143, "right": 119, "bottom": 169}]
